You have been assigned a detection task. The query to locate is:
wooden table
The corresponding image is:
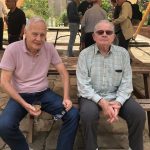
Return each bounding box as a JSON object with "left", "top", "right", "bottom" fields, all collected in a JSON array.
[
  {"left": 48, "top": 57, "right": 77, "bottom": 75},
  {"left": 48, "top": 27, "right": 81, "bottom": 46}
]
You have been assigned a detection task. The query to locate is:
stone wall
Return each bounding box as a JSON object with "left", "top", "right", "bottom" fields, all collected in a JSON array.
[{"left": 0, "top": 75, "right": 149, "bottom": 149}]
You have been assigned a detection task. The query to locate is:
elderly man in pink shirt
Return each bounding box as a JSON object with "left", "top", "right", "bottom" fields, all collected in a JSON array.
[{"left": 0, "top": 16, "right": 79, "bottom": 150}]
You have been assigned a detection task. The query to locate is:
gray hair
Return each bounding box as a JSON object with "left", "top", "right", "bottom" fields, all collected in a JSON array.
[
  {"left": 25, "top": 16, "right": 47, "bottom": 31},
  {"left": 94, "top": 20, "right": 115, "bottom": 33}
]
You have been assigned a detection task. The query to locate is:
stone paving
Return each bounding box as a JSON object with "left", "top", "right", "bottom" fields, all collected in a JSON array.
[{"left": 0, "top": 34, "right": 150, "bottom": 149}]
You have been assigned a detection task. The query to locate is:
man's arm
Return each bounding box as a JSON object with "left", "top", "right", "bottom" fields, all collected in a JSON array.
[
  {"left": 54, "top": 63, "right": 72, "bottom": 111},
  {"left": 113, "top": 2, "right": 131, "bottom": 25},
  {"left": 76, "top": 52, "right": 102, "bottom": 103},
  {"left": 0, "top": 69, "right": 40, "bottom": 116},
  {"left": 19, "top": 10, "right": 26, "bottom": 39},
  {"left": 116, "top": 50, "right": 133, "bottom": 105},
  {"left": 19, "top": 24, "right": 25, "bottom": 39}
]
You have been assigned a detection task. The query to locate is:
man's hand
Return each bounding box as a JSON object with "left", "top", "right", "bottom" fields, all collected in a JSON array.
[
  {"left": 107, "top": 101, "right": 121, "bottom": 123},
  {"left": 63, "top": 99, "right": 73, "bottom": 111},
  {"left": 25, "top": 103, "right": 42, "bottom": 117},
  {"left": 98, "top": 99, "right": 121, "bottom": 124}
]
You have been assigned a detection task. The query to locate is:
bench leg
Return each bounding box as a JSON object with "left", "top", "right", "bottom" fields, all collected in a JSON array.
[
  {"left": 27, "top": 115, "right": 34, "bottom": 144},
  {"left": 147, "top": 111, "right": 150, "bottom": 136},
  {"left": 143, "top": 74, "right": 150, "bottom": 136},
  {"left": 143, "top": 74, "right": 149, "bottom": 98}
]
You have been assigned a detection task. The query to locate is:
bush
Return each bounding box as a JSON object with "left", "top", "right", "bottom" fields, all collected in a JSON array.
[{"left": 58, "top": 10, "right": 68, "bottom": 26}]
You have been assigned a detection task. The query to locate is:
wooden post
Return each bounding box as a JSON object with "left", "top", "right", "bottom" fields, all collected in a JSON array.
[{"left": 133, "top": 2, "right": 150, "bottom": 39}]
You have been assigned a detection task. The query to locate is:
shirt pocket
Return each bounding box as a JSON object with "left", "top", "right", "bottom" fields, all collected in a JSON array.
[{"left": 113, "top": 68, "right": 123, "bottom": 87}]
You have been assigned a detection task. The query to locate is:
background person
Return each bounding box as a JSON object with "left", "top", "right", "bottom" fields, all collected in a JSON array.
[
  {"left": 76, "top": 20, "right": 145, "bottom": 150},
  {"left": 78, "top": 0, "right": 93, "bottom": 50},
  {"left": 0, "top": 1, "right": 7, "bottom": 50},
  {"left": 5, "top": 0, "right": 26, "bottom": 44},
  {"left": 81, "top": 0, "right": 107, "bottom": 48},
  {"left": 78, "top": 0, "right": 92, "bottom": 17},
  {"left": 67, "top": 0, "right": 80, "bottom": 57},
  {"left": 112, "top": 0, "right": 134, "bottom": 50},
  {"left": 0, "top": 16, "right": 79, "bottom": 150}
]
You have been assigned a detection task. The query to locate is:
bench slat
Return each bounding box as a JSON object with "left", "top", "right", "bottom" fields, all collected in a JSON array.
[
  {"left": 136, "top": 99, "right": 150, "bottom": 104},
  {"left": 140, "top": 104, "right": 150, "bottom": 111}
]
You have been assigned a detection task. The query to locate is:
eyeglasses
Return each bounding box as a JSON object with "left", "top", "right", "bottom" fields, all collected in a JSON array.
[{"left": 95, "top": 30, "right": 114, "bottom": 36}]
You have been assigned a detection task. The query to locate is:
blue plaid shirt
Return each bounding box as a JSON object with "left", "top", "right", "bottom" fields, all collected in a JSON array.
[{"left": 76, "top": 44, "right": 133, "bottom": 105}]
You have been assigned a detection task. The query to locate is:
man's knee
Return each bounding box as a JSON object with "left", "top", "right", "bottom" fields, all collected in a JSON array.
[
  {"left": 65, "top": 107, "right": 80, "bottom": 122},
  {"left": 136, "top": 107, "right": 146, "bottom": 124},
  {"left": 80, "top": 107, "right": 99, "bottom": 123},
  {"left": 0, "top": 117, "right": 13, "bottom": 136}
]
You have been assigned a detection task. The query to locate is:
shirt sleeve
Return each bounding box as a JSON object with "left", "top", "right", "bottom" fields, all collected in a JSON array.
[
  {"left": 20, "top": 11, "right": 26, "bottom": 25},
  {"left": 76, "top": 51, "right": 102, "bottom": 103},
  {"left": 116, "top": 50, "right": 133, "bottom": 105},
  {"left": 49, "top": 44, "right": 62, "bottom": 65},
  {"left": 0, "top": 46, "right": 16, "bottom": 71},
  {"left": 113, "top": 2, "right": 132, "bottom": 25}
]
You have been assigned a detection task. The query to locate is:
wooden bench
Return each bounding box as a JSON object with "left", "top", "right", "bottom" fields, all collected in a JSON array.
[
  {"left": 129, "top": 41, "right": 150, "bottom": 47},
  {"left": 26, "top": 98, "right": 150, "bottom": 143}
]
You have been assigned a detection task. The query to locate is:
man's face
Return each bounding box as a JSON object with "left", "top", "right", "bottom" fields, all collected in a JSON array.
[
  {"left": 5, "top": 0, "right": 16, "bottom": 9},
  {"left": 24, "top": 21, "right": 47, "bottom": 52},
  {"left": 93, "top": 22, "right": 115, "bottom": 47}
]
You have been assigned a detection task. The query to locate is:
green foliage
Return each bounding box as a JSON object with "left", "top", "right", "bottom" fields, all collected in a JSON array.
[
  {"left": 59, "top": 10, "right": 68, "bottom": 26},
  {"left": 55, "top": 10, "right": 68, "bottom": 27},
  {"left": 101, "top": 0, "right": 111, "bottom": 12},
  {"left": 23, "top": 0, "right": 51, "bottom": 20}
]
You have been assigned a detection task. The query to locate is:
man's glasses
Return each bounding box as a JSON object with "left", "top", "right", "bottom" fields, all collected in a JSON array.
[{"left": 95, "top": 30, "right": 114, "bottom": 36}]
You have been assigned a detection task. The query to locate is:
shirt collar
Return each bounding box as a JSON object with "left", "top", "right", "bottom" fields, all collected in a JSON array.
[{"left": 94, "top": 44, "right": 114, "bottom": 55}]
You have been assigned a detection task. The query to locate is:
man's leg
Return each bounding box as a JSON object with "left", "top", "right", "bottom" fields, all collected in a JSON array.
[
  {"left": 119, "top": 97, "right": 146, "bottom": 150},
  {"left": 117, "top": 30, "right": 130, "bottom": 50},
  {"left": 40, "top": 88, "right": 79, "bottom": 150},
  {"left": 79, "top": 97, "right": 99, "bottom": 150},
  {"left": 0, "top": 98, "right": 29, "bottom": 150},
  {"left": 67, "top": 23, "right": 79, "bottom": 57}
]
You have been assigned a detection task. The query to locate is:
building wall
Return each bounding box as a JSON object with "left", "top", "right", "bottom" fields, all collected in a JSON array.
[{"left": 48, "top": 0, "right": 67, "bottom": 16}]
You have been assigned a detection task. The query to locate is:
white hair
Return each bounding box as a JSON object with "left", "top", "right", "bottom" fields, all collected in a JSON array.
[
  {"left": 94, "top": 20, "right": 115, "bottom": 33},
  {"left": 25, "top": 16, "right": 47, "bottom": 31}
]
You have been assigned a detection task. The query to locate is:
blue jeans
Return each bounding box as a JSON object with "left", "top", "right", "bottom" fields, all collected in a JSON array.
[
  {"left": 67, "top": 23, "right": 79, "bottom": 56},
  {"left": 0, "top": 88, "right": 79, "bottom": 150}
]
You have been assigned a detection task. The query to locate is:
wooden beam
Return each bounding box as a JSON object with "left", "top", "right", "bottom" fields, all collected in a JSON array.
[{"left": 133, "top": 2, "right": 150, "bottom": 39}]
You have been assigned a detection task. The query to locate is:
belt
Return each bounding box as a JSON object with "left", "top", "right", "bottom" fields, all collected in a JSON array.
[{"left": 20, "top": 88, "right": 49, "bottom": 96}]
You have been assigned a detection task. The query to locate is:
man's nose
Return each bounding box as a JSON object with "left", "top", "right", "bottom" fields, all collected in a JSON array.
[{"left": 36, "top": 35, "right": 42, "bottom": 40}]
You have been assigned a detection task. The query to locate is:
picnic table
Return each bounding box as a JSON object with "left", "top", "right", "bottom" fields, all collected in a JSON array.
[{"left": 47, "top": 27, "right": 81, "bottom": 46}]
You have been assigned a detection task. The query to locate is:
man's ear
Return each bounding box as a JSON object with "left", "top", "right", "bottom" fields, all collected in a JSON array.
[{"left": 92, "top": 33, "right": 96, "bottom": 42}]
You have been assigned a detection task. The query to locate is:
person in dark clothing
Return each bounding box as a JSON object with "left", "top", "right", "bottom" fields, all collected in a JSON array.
[
  {"left": 0, "top": 1, "right": 7, "bottom": 50},
  {"left": 5, "top": 0, "right": 26, "bottom": 44},
  {"left": 78, "top": 0, "right": 92, "bottom": 17},
  {"left": 81, "top": 0, "right": 107, "bottom": 48},
  {"left": 67, "top": 0, "right": 80, "bottom": 57}
]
